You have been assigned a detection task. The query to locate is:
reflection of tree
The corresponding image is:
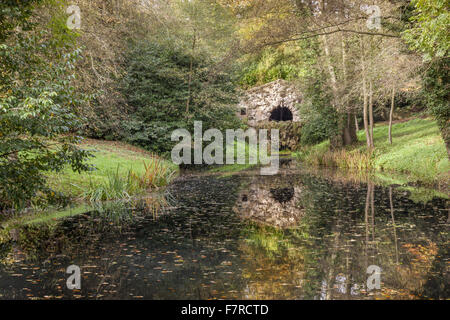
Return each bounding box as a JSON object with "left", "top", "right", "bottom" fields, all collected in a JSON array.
[
  {"left": 238, "top": 224, "right": 306, "bottom": 299},
  {"left": 0, "top": 175, "right": 249, "bottom": 299},
  {"left": 0, "top": 170, "right": 447, "bottom": 300},
  {"left": 274, "top": 174, "right": 448, "bottom": 300},
  {"left": 421, "top": 244, "right": 449, "bottom": 299},
  {"left": 390, "top": 187, "right": 399, "bottom": 264}
]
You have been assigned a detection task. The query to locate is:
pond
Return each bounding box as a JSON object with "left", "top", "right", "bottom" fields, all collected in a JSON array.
[{"left": 0, "top": 160, "right": 448, "bottom": 299}]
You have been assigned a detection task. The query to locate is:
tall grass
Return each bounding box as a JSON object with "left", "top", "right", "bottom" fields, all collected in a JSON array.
[
  {"left": 83, "top": 160, "right": 176, "bottom": 202},
  {"left": 129, "top": 158, "right": 176, "bottom": 190},
  {"left": 305, "top": 148, "right": 373, "bottom": 171},
  {"left": 83, "top": 168, "right": 135, "bottom": 202},
  {"left": 296, "top": 119, "right": 449, "bottom": 185}
]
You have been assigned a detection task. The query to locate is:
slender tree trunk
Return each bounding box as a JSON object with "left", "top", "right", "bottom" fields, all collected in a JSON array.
[
  {"left": 341, "top": 34, "right": 357, "bottom": 145},
  {"left": 355, "top": 114, "right": 359, "bottom": 132},
  {"left": 322, "top": 39, "right": 338, "bottom": 97},
  {"left": 388, "top": 85, "right": 395, "bottom": 144},
  {"left": 362, "top": 79, "right": 371, "bottom": 148},
  {"left": 368, "top": 81, "right": 374, "bottom": 148},
  {"left": 360, "top": 37, "right": 371, "bottom": 148}
]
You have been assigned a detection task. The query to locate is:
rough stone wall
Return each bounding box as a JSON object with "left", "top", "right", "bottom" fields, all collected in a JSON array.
[
  {"left": 253, "top": 121, "right": 302, "bottom": 150},
  {"left": 238, "top": 79, "right": 302, "bottom": 126}
]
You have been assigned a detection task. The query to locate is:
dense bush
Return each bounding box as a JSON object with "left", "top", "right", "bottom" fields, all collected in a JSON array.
[
  {"left": 403, "top": 0, "right": 449, "bottom": 157},
  {"left": 239, "top": 46, "right": 307, "bottom": 89},
  {"left": 0, "top": 2, "right": 91, "bottom": 210},
  {"left": 421, "top": 58, "right": 449, "bottom": 157},
  {"left": 121, "top": 41, "right": 241, "bottom": 155},
  {"left": 298, "top": 75, "right": 337, "bottom": 146}
]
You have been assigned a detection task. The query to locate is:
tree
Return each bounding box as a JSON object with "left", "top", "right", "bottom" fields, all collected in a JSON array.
[
  {"left": 403, "top": 0, "right": 450, "bottom": 158},
  {"left": 225, "top": 0, "right": 407, "bottom": 149},
  {"left": 0, "top": 1, "right": 91, "bottom": 210},
  {"left": 0, "top": 0, "right": 44, "bottom": 42},
  {"left": 174, "top": 0, "right": 238, "bottom": 116},
  {"left": 121, "top": 41, "right": 240, "bottom": 155}
]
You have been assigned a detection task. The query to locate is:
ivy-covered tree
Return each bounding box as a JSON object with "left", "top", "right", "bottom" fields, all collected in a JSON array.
[{"left": 0, "top": 1, "right": 91, "bottom": 210}]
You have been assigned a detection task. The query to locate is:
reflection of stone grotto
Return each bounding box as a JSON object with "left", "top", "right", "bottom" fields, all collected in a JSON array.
[
  {"left": 270, "top": 187, "right": 294, "bottom": 203},
  {"left": 234, "top": 177, "right": 303, "bottom": 228}
]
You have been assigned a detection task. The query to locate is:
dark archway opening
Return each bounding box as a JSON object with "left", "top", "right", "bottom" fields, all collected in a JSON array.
[{"left": 269, "top": 106, "right": 293, "bottom": 121}]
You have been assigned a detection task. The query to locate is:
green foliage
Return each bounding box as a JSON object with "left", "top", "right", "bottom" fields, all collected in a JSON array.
[
  {"left": 0, "top": 0, "right": 45, "bottom": 42},
  {"left": 298, "top": 119, "right": 449, "bottom": 185},
  {"left": 0, "top": 2, "right": 91, "bottom": 210},
  {"left": 239, "top": 46, "right": 309, "bottom": 88},
  {"left": 170, "top": 0, "right": 238, "bottom": 59},
  {"left": 420, "top": 58, "right": 450, "bottom": 151},
  {"left": 83, "top": 168, "right": 137, "bottom": 202},
  {"left": 403, "top": 0, "right": 449, "bottom": 61},
  {"left": 403, "top": 0, "right": 449, "bottom": 154},
  {"left": 298, "top": 65, "right": 337, "bottom": 145},
  {"left": 300, "top": 112, "right": 335, "bottom": 146},
  {"left": 121, "top": 41, "right": 241, "bottom": 154}
]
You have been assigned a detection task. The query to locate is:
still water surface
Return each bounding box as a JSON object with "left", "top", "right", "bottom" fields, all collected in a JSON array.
[{"left": 0, "top": 161, "right": 448, "bottom": 299}]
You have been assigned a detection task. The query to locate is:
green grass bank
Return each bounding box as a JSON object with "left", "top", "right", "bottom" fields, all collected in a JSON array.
[
  {"left": 48, "top": 139, "right": 179, "bottom": 201},
  {"left": 296, "top": 118, "right": 450, "bottom": 188}
]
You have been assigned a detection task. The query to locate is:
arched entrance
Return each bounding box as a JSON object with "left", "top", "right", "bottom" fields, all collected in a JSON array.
[{"left": 269, "top": 106, "right": 293, "bottom": 122}]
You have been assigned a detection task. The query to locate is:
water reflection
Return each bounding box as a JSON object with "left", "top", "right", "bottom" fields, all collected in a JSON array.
[
  {"left": 235, "top": 175, "right": 304, "bottom": 228},
  {"left": 0, "top": 165, "right": 448, "bottom": 300},
  {"left": 270, "top": 187, "right": 295, "bottom": 203}
]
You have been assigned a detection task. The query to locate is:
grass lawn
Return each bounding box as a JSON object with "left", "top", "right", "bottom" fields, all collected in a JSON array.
[
  {"left": 208, "top": 140, "right": 262, "bottom": 175},
  {"left": 297, "top": 118, "right": 450, "bottom": 186},
  {"left": 47, "top": 139, "right": 179, "bottom": 199}
]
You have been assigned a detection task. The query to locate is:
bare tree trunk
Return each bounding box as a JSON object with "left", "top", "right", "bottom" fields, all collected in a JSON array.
[
  {"left": 388, "top": 85, "right": 395, "bottom": 144},
  {"left": 355, "top": 115, "right": 359, "bottom": 132},
  {"left": 362, "top": 79, "right": 371, "bottom": 148},
  {"left": 368, "top": 81, "right": 374, "bottom": 148},
  {"left": 341, "top": 34, "right": 357, "bottom": 145},
  {"left": 322, "top": 39, "right": 338, "bottom": 97},
  {"left": 360, "top": 37, "right": 371, "bottom": 148}
]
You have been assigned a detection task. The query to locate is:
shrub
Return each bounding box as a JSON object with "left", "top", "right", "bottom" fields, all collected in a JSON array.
[
  {"left": 83, "top": 160, "right": 176, "bottom": 202},
  {"left": 0, "top": 8, "right": 91, "bottom": 210},
  {"left": 121, "top": 41, "right": 241, "bottom": 155}
]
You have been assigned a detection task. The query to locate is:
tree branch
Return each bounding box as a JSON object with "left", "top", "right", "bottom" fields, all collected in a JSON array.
[{"left": 260, "top": 28, "right": 399, "bottom": 48}]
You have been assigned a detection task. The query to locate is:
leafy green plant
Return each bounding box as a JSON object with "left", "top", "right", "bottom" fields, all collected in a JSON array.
[
  {"left": 121, "top": 41, "right": 241, "bottom": 155},
  {"left": 130, "top": 159, "right": 177, "bottom": 190},
  {"left": 403, "top": 0, "right": 449, "bottom": 157},
  {"left": 83, "top": 167, "right": 135, "bottom": 202},
  {"left": 83, "top": 159, "right": 176, "bottom": 203},
  {"left": 0, "top": 3, "right": 91, "bottom": 210}
]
